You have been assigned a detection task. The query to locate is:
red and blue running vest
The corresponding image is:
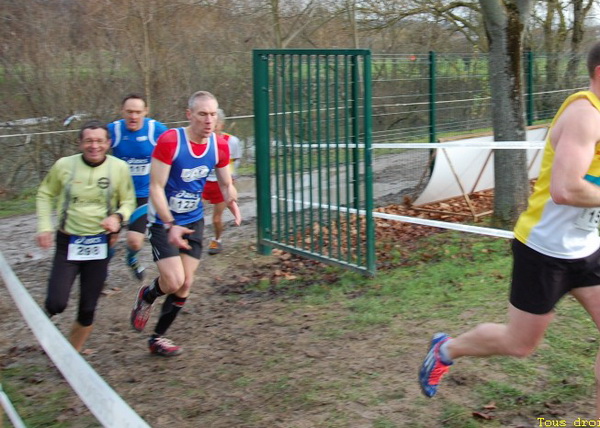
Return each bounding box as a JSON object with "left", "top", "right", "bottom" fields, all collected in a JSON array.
[{"left": 150, "top": 128, "right": 219, "bottom": 225}]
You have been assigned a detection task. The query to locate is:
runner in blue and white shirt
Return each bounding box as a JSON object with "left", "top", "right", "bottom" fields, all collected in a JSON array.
[{"left": 108, "top": 93, "right": 168, "bottom": 280}]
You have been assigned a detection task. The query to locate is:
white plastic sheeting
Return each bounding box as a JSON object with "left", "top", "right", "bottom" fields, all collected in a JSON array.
[{"left": 414, "top": 127, "right": 549, "bottom": 205}]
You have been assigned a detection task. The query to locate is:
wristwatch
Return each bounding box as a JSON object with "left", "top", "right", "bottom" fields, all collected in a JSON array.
[
  {"left": 163, "top": 220, "right": 176, "bottom": 231},
  {"left": 113, "top": 212, "right": 125, "bottom": 232}
]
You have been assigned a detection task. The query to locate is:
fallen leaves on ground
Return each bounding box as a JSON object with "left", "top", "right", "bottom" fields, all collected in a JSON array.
[{"left": 217, "top": 189, "right": 496, "bottom": 295}]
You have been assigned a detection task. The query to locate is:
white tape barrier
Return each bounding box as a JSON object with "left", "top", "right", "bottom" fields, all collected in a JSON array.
[
  {"left": 0, "top": 251, "right": 150, "bottom": 428},
  {"left": 371, "top": 209, "right": 514, "bottom": 239},
  {"left": 274, "top": 138, "right": 544, "bottom": 238},
  {"left": 370, "top": 141, "right": 546, "bottom": 149},
  {"left": 0, "top": 384, "right": 26, "bottom": 428},
  {"left": 286, "top": 141, "right": 546, "bottom": 150},
  {"left": 274, "top": 197, "right": 514, "bottom": 239},
  {"left": 274, "top": 135, "right": 548, "bottom": 207}
]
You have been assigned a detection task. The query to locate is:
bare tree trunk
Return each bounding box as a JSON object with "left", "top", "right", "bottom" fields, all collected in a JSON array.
[
  {"left": 540, "top": 0, "right": 566, "bottom": 113},
  {"left": 479, "top": 0, "right": 533, "bottom": 227},
  {"left": 142, "top": 10, "right": 152, "bottom": 109},
  {"left": 347, "top": 0, "right": 359, "bottom": 49},
  {"left": 132, "top": 1, "right": 154, "bottom": 109},
  {"left": 565, "top": 0, "right": 594, "bottom": 80},
  {"left": 270, "top": 0, "right": 283, "bottom": 48}
]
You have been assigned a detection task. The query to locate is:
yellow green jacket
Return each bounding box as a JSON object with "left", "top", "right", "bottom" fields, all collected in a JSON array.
[{"left": 37, "top": 154, "right": 136, "bottom": 236}]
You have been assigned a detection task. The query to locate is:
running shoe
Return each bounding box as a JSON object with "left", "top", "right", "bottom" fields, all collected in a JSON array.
[
  {"left": 130, "top": 285, "right": 153, "bottom": 332},
  {"left": 419, "top": 332, "right": 453, "bottom": 398},
  {"left": 207, "top": 239, "right": 222, "bottom": 255},
  {"left": 127, "top": 255, "right": 145, "bottom": 281},
  {"left": 149, "top": 336, "right": 182, "bottom": 357}
]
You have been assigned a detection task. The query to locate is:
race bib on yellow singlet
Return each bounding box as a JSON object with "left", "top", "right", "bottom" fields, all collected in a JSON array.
[
  {"left": 67, "top": 234, "right": 108, "bottom": 261},
  {"left": 577, "top": 175, "right": 600, "bottom": 231},
  {"left": 574, "top": 208, "right": 600, "bottom": 232}
]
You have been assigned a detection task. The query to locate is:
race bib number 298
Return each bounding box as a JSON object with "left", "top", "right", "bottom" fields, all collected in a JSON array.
[{"left": 67, "top": 234, "right": 108, "bottom": 261}]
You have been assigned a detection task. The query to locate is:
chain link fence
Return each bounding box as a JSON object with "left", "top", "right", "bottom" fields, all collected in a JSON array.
[{"left": 0, "top": 51, "right": 589, "bottom": 195}]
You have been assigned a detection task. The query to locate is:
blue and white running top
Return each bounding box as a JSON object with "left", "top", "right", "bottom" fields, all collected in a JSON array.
[
  {"left": 108, "top": 117, "right": 168, "bottom": 198},
  {"left": 148, "top": 128, "right": 220, "bottom": 225}
]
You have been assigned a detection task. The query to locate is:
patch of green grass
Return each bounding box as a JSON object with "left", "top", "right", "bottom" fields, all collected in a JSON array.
[
  {"left": 345, "top": 297, "right": 396, "bottom": 326},
  {"left": 322, "top": 409, "right": 351, "bottom": 427},
  {"left": 494, "top": 356, "right": 539, "bottom": 380},
  {"left": 373, "top": 417, "right": 399, "bottom": 428},
  {"left": 0, "top": 187, "right": 37, "bottom": 218},
  {"left": 265, "top": 231, "right": 596, "bottom": 425},
  {"left": 325, "top": 233, "right": 513, "bottom": 328},
  {"left": 455, "top": 297, "right": 595, "bottom": 414},
  {"left": 248, "top": 277, "right": 271, "bottom": 292},
  {"left": 233, "top": 376, "right": 255, "bottom": 387},
  {"left": 440, "top": 402, "right": 481, "bottom": 428},
  {"left": 2, "top": 363, "right": 97, "bottom": 427},
  {"left": 475, "top": 380, "right": 533, "bottom": 408}
]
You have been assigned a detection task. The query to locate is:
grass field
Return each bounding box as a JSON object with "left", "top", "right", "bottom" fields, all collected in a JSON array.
[{"left": 0, "top": 188, "right": 37, "bottom": 218}]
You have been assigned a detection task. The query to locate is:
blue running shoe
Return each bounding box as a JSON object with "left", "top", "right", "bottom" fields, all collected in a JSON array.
[
  {"left": 127, "top": 255, "right": 145, "bottom": 281},
  {"left": 419, "top": 332, "right": 453, "bottom": 397}
]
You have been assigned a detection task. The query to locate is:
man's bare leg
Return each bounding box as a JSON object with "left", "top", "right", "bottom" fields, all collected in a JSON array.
[{"left": 569, "top": 285, "right": 600, "bottom": 418}]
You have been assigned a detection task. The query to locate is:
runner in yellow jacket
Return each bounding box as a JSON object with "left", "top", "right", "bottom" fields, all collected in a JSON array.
[{"left": 36, "top": 120, "right": 136, "bottom": 352}]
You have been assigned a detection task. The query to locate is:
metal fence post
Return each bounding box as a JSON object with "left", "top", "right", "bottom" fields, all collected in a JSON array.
[
  {"left": 253, "top": 51, "right": 273, "bottom": 255},
  {"left": 362, "top": 52, "right": 375, "bottom": 274},
  {"left": 429, "top": 51, "right": 437, "bottom": 143},
  {"left": 526, "top": 49, "right": 534, "bottom": 126}
]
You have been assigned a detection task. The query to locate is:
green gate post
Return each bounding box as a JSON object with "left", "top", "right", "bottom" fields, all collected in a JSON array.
[
  {"left": 253, "top": 51, "right": 273, "bottom": 255},
  {"left": 362, "top": 52, "right": 375, "bottom": 275},
  {"left": 525, "top": 49, "right": 534, "bottom": 126},
  {"left": 351, "top": 55, "right": 361, "bottom": 226},
  {"left": 429, "top": 51, "right": 437, "bottom": 143}
]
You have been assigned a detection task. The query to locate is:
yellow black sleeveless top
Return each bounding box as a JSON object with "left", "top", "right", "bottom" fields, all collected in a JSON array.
[{"left": 514, "top": 91, "right": 600, "bottom": 259}]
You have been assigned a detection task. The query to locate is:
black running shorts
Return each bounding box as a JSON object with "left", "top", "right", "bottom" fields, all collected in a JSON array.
[
  {"left": 148, "top": 219, "right": 204, "bottom": 261},
  {"left": 510, "top": 239, "right": 600, "bottom": 314},
  {"left": 128, "top": 197, "right": 149, "bottom": 234},
  {"left": 46, "top": 231, "right": 109, "bottom": 326}
]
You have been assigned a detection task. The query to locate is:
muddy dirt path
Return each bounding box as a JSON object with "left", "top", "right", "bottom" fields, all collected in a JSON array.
[{"left": 2, "top": 209, "right": 431, "bottom": 428}]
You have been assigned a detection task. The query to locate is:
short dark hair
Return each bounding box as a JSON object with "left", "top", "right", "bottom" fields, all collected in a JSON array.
[
  {"left": 121, "top": 93, "right": 147, "bottom": 107},
  {"left": 587, "top": 42, "right": 600, "bottom": 78},
  {"left": 78, "top": 120, "right": 109, "bottom": 140}
]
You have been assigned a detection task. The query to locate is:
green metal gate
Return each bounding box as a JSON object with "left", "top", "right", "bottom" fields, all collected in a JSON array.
[{"left": 253, "top": 49, "right": 375, "bottom": 275}]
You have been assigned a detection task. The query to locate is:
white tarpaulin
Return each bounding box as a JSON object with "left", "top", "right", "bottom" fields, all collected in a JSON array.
[{"left": 414, "top": 127, "right": 549, "bottom": 205}]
